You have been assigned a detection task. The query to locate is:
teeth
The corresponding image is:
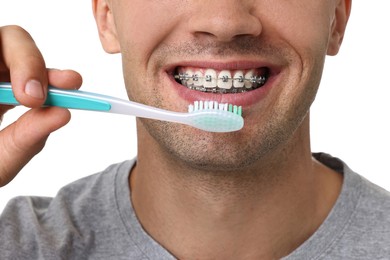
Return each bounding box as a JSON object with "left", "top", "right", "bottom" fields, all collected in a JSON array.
[
  {"left": 244, "top": 70, "right": 254, "bottom": 89},
  {"left": 176, "top": 68, "right": 267, "bottom": 93},
  {"left": 233, "top": 71, "right": 245, "bottom": 89},
  {"left": 218, "top": 70, "right": 233, "bottom": 89},
  {"left": 193, "top": 70, "right": 204, "bottom": 87},
  {"left": 185, "top": 69, "right": 194, "bottom": 86},
  {"left": 204, "top": 69, "right": 217, "bottom": 89}
]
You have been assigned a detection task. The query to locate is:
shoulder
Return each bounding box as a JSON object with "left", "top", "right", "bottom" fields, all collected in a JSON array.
[
  {"left": 344, "top": 165, "right": 390, "bottom": 234},
  {"left": 344, "top": 173, "right": 390, "bottom": 238},
  {"left": 305, "top": 154, "right": 390, "bottom": 259},
  {"left": 326, "top": 165, "right": 390, "bottom": 258},
  {"left": 0, "top": 160, "right": 137, "bottom": 259},
  {"left": 55, "top": 159, "right": 133, "bottom": 202}
]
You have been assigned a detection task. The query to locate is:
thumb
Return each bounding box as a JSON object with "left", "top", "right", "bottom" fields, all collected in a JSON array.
[{"left": 0, "top": 107, "right": 70, "bottom": 187}]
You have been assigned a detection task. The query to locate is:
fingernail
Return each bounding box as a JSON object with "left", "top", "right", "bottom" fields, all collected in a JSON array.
[{"left": 25, "top": 80, "right": 44, "bottom": 99}]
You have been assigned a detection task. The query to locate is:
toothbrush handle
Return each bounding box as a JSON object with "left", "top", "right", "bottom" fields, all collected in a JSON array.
[
  {"left": 0, "top": 82, "right": 188, "bottom": 125},
  {"left": 44, "top": 88, "right": 111, "bottom": 111},
  {"left": 0, "top": 81, "right": 186, "bottom": 118},
  {"left": 0, "top": 82, "right": 111, "bottom": 112}
]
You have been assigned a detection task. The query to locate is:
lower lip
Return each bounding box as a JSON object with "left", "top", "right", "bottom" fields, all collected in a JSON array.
[{"left": 168, "top": 74, "right": 278, "bottom": 108}]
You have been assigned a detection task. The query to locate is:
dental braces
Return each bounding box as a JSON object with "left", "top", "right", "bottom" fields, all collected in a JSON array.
[{"left": 174, "top": 73, "right": 267, "bottom": 85}]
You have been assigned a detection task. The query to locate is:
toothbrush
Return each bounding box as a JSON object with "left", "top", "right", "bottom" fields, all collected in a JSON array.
[{"left": 0, "top": 82, "right": 243, "bottom": 132}]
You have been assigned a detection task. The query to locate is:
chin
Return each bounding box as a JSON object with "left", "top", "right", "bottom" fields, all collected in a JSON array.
[{"left": 139, "top": 115, "right": 288, "bottom": 173}]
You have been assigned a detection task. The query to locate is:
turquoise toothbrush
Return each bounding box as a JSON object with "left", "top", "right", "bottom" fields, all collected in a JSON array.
[{"left": 0, "top": 82, "right": 243, "bottom": 132}]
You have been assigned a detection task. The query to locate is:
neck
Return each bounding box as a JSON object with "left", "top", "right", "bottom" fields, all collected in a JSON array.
[{"left": 130, "top": 118, "right": 342, "bottom": 259}]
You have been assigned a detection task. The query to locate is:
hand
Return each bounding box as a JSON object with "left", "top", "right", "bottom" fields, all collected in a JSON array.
[{"left": 0, "top": 25, "right": 82, "bottom": 187}]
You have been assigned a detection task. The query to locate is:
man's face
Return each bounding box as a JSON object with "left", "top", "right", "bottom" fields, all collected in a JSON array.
[{"left": 96, "top": 0, "right": 349, "bottom": 171}]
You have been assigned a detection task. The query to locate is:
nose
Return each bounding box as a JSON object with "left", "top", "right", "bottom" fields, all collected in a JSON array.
[{"left": 188, "top": 1, "right": 262, "bottom": 42}]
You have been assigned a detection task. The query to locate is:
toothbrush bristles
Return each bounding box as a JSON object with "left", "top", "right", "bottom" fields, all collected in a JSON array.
[{"left": 188, "top": 101, "right": 242, "bottom": 116}]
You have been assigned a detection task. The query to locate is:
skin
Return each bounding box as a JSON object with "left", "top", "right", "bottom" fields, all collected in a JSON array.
[
  {"left": 0, "top": 26, "right": 82, "bottom": 186},
  {"left": 92, "top": 0, "right": 350, "bottom": 258},
  {"left": 0, "top": 0, "right": 351, "bottom": 259}
]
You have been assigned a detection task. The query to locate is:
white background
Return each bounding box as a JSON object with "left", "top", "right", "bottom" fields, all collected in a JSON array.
[{"left": 0, "top": 1, "right": 389, "bottom": 211}]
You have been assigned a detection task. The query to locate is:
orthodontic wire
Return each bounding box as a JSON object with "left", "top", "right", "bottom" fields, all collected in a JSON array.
[{"left": 174, "top": 73, "right": 266, "bottom": 85}]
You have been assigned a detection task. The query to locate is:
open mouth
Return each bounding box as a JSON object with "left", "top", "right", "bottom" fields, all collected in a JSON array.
[{"left": 174, "top": 67, "right": 270, "bottom": 94}]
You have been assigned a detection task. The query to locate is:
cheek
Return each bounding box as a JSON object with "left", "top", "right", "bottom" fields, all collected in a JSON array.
[
  {"left": 113, "top": 2, "right": 185, "bottom": 67},
  {"left": 260, "top": 2, "right": 333, "bottom": 54},
  {"left": 112, "top": 2, "right": 186, "bottom": 103}
]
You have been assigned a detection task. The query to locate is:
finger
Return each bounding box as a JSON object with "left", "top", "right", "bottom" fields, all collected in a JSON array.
[
  {"left": 0, "top": 25, "right": 48, "bottom": 107},
  {"left": 47, "top": 69, "right": 83, "bottom": 90},
  {"left": 0, "top": 107, "right": 70, "bottom": 187}
]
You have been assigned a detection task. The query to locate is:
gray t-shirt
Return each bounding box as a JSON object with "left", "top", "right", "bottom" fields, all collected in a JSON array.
[{"left": 1, "top": 153, "right": 390, "bottom": 259}]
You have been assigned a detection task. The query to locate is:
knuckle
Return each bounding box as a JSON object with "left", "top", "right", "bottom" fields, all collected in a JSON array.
[
  {"left": 0, "top": 163, "right": 12, "bottom": 187},
  {"left": 12, "top": 54, "right": 45, "bottom": 72},
  {"left": 2, "top": 25, "right": 32, "bottom": 39},
  {"left": 0, "top": 135, "right": 17, "bottom": 187}
]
